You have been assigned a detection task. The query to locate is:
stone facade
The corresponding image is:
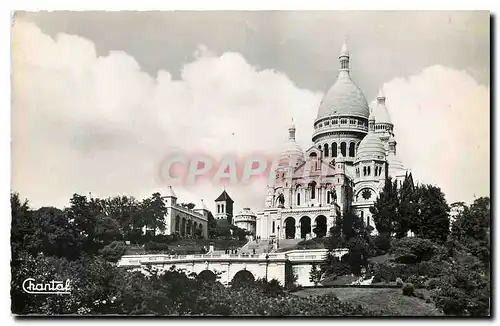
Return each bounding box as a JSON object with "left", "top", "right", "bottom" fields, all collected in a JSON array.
[
  {"left": 234, "top": 208, "right": 257, "bottom": 236},
  {"left": 152, "top": 186, "right": 209, "bottom": 239},
  {"left": 256, "top": 42, "right": 412, "bottom": 240}
]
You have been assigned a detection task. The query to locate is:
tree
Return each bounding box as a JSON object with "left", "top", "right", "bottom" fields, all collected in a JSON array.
[
  {"left": 370, "top": 177, "right": 399, "bottom": 235},
  {"left": 412, "top": 185, "right": 450, "bottom": 243},
  {"left": 429, "top": 250, "right": 490, "bottom": 316},
  {"left": 395, "top": 174, "right": 417, "bottom": 238},
  {"left": 450, "top": 197, "right": 490, "bottom": 268},
  {"left": 66, "top": 194, "right": 103, "bottom": 255},
  {"left": 324, "top": 209, "right": 374, "bottom": 277},
  {"left": 180, "top": 203, "right": 196, "bottom": 210},
  {"left": 99, "top": 241, "right": 128, "bottom": 263},
  {"left": 11, "top": 193, "right": 36, "bottom": 259},
  {"left": 309, "top": 263, "right": 322, "bottom": 286},
  {"left": 141, "top": 193, "right": 167, "bottom": 236},
  {"left": 32, "top": 207, "right": 83, "bottom": 260},
  {"left": 207, "top": 211, "right": 218, "bottom": 239},
  {"left": 100, "top": 196, "right": 141, "bottom": 240}
]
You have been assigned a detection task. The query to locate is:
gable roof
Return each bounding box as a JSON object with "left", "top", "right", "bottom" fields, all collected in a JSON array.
[{"left": 215, "top": 190, "right": 234, "bottom": 203}]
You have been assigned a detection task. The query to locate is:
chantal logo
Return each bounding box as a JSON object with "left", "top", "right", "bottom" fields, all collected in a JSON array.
[{"left": 22, "top": 278, "right": 71, "bottom": 295}]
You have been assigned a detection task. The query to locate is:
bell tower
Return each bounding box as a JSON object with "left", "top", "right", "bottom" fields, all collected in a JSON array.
[{"left": 214, "top": 189, "right": 234, "bottom": 224}]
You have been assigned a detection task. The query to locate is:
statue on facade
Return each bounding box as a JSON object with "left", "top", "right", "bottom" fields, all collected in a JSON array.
[{"left": 277, "top": 192, "right": 285, "bottom": 208}]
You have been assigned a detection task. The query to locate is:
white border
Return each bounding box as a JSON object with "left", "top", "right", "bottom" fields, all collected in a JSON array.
[{"left": 2, "top": 2, "right": 497, "bottom": 325}]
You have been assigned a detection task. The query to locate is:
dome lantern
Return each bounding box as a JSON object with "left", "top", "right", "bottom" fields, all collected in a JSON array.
[{"left": 315, "top": 41, "right": 370, "bottom": 121}]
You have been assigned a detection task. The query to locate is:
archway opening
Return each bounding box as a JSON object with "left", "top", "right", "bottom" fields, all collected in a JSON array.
[
  {"left": 314, "top": 215, "right": 328, "bottom": 238},
  {"left": 284, "top": 217, "right": 296, "bottom": 239},
  {"left": 231, "top": 270, "right": 255, "bottom": 287},
  {"left": 300, "top": 216, "right": 311, "bottom": 239},
  {"left": 181, "top": 218, "right": 186, "bottom": 236},
  {"left": 198, "top": 269, "right": 217, "bottom": 283},
  {"left": 175, "top": 215, "right": 180, "bottom": 233}
]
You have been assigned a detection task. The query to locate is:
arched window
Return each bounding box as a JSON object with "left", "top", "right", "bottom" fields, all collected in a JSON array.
[
  {"left": 332, "top": 143, "right": 338, "bottom": 157},
  {"left": 367, "top": 166, "right": 371, "bottom": 176},
  {"left": 310, "top": 181, "right": 317, "bottom": 200},
  {"left": 297, "top": 193, "right": 301, "bottom": 206},
  {"left": 341, "top": 142, "right": 347, "bottom": 156},
  {"left": 272, "top": 221, "right": 275, "bottom": 234},
  {"left": 324, "top": 143, "right": 329, "bottom": 157},
  {"left": 363, "top": 166, "right": 367, "bottom": 176},
  {"left": 349, "top": 142, "right": 355, "bottom": 157}
]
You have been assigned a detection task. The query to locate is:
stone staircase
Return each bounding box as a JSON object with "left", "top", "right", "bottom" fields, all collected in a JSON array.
[
  {"left": 274, "top": 238, "right": 303, "bottom": 252},
  {"left": 240, "top": 239, "right": 272, "bottom": 254}
]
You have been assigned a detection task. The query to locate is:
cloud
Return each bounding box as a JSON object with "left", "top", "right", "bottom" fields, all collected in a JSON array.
[
  {"left": 12, "top": 20, "right": 489, "bottom": 213},
  {"left": 11, "top": 21, "right": 321, "bottom": 210},
  {"left": 380, "top": 65, "right": 490, "bottom": 205}
]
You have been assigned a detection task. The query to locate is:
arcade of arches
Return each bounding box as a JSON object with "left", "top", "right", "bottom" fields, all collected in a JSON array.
[
  {"left": 175, "top": 215, "right": 203, "bottom": 237},
  {"left": 283, "top": 215, "right": 329, "bottom": 239}
]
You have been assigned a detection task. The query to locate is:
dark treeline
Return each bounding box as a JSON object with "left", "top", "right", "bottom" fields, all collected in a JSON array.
[
  {"left": 320, "top": 174, "right": 491, "bottom": 317},
  {"left": 10, "top": 192, "right": 370, "bottom": 316}
]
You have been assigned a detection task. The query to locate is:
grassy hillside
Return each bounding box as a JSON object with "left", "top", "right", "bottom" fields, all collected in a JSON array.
[{"left": 293, "top": 287, "right": 442, "bottom": 316}]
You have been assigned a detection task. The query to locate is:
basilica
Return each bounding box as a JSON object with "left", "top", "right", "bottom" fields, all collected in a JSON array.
[{"left": 255, "top": 42, "right": 412, "bottom": 240}]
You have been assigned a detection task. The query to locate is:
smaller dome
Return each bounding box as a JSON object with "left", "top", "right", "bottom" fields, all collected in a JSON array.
[
  {"left": 355, "top": 132, "right": 386, "bottom": 163},
  {"left": 388, "top": 153, "right": 405, "bottom": 171},
  {"left": 235, "top": 207, "right": 256, "bottom": 217},
  {"left": 279, "top": 125, "right": 305, "bottom": 166},
  {"left": 373, "top": 89, "right": 392, "bottom": 124}
]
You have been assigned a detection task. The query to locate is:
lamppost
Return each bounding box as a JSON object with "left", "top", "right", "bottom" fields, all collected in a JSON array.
[
  {"left": 265, "top": 254, "right": 269, "bottom": 282},
  {"left": 277, "top": 226, "right": 280, "bottom": 248}
]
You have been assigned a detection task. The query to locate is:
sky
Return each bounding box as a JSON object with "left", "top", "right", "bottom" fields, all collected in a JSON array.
[{"left": 11, "top": 11, "right": 490, "bottom": 213}]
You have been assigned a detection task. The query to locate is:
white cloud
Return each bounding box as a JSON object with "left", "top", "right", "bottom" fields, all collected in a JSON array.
[
  {"left": 380, "top": 65, "right": 490, "bottom": 205},
  {"left": 12, "top": 21, "right": 489, "bottom": 213},
  {"left": 11, "top": 21, "right": 321, "bottom": 211}
]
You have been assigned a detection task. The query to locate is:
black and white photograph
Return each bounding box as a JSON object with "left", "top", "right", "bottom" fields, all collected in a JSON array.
[{"left": 10, "top": 10, "right": 491, "bottom": 317}]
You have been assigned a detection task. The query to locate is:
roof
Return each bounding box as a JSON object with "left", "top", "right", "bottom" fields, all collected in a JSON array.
[
  {"left": 373, "top": 88, "right": 392, "bottom": 124},
  {"left": 316, "top": 43, "right": 370, "bottom": 120},
  {"left": 278, "top": 124, "right": 305, "bottom": 166},
  {"left": 165, "top": 185, "right": 177, "bottom": 198},
  {"left": 215, "top": 190, "right": 234, "bottom": 203},
  {"left": 317, "top": 75, "right": 370, "bottom": 120},
  {"left": 355, "top": 131, "right": 386, "bottom": 163}
]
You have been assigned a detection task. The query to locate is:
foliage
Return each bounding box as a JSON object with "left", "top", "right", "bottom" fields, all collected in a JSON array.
[
  {"left": 99, "top": 241, "right": 128, "bottom": 263},
  {"left": 324, "top": 209, "right": 375, "bottom": 277},
  {"left": 428, "top": 250, "right": 490, "bottom": 316},
  {"left": 370, "top": 177, "right": 399, "bottom": 234},
  {"left": 284, "top": 260, "right": 299, "bottom": 291},
  {"left": 411, "top": 185, "right": 450, "bottom": 243},
  {"left": 372, "top": 232, "right": 391, "bottom": 255},
  {"left": 389, "top": 237, "right": 437, "bottom": 264},
  {"left": 309, "top": 263, "right": 323, "bottom": 286},
  {"left": 297, "top": 237, "right": 326, "bottom": 250},
  {"left": 450, "top": 197, "right": 490, "bottom": 268},
  {"left": 402, "top": 283, "right": 415, "bottom": 296}
]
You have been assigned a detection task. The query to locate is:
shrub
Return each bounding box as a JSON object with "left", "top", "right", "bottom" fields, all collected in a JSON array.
[
  {"left": 415, "top": 291, "right": 426, "bottom": 300},
  {"left": 373, "top": 233, "right": 392, "bottom": 255},
  {"left": 99, "top": 241, "right": 127, "bottom": 262},
  {"left": 402, "top": 283, "right": 415, "bottom": 296},
  {"left": 144, "top": 241, "right": 170, "bottom": 252},
  {"left": 390, "top": 237, "right": 437, "bottom": 264}
]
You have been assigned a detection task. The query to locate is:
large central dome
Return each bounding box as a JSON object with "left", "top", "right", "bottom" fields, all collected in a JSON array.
[{"left": 316, "top": 42, "right": 370, "bottom": 120}]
